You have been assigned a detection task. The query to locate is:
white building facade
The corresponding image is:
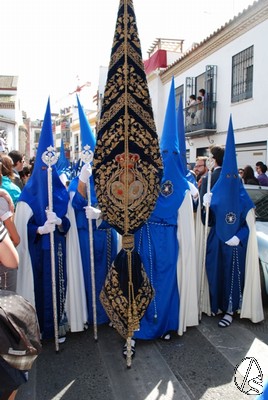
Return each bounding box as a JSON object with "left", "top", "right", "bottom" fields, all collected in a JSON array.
[
  {"left": 147, "top": 0, "right": 268, "bottom": 169},
  {"left": 0, "top": 75, "right": 22, "bottom": 152}
]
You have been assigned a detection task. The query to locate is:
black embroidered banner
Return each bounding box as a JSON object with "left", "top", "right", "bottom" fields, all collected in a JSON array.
[
  {"left": 93, "top": 0, "right": 163, "bottom": 341},
  {"left": 93, "top": 0, "right": 162, "bottom": 236}
]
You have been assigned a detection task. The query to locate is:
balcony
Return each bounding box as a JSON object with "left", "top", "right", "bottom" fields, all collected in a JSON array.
[{"left": 184, "top": 99, "right": 217, "bottom": 138}]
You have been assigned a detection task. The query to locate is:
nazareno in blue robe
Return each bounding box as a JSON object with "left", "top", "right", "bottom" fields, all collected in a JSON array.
[
  {"left": 17, "top": 99, "right": 71, "bottom": 339},
  {"left": 134, "top": 211, "right": 180, "bottom": 340},
  {"left": 133, "top": 77, "right": 190, "bottom": 340},
  {"left": 27, "top": 214, "right": 70, "bottom": 339},
  {"left": 205, "top": 117, "right": 254, "bottom": 315},
  {"left": 205, "top": 207, "right": 249, "bottom": 315},
  {"left": 69, "top": 177, "right": 118, "bottom": 324}
]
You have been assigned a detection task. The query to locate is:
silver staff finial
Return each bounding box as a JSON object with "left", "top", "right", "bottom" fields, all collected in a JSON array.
[
  {"left": 81, "top": 145, "right": 93, "bottom": 164},
  {"left": 42, "top": 145, "right": 58, "bottom": 166}
]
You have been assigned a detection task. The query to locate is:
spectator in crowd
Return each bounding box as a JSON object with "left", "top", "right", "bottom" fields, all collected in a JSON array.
[
  {"left": 199, "top": 88, "right": 206, "bottom": 101},
  {"left": 29, "top": 157, "right": 35, "bottom": 173},
  {"left": 255, "top": 162, "right": 268, "bottom": 186},
  {"left": 0, "top": 163, "right": 20, "bottom": 247},
  {"left": 195, "top": 96, "right": 204, "bottom": 125},
  {"left": 0, "top": 189, "right": 18, "bottom": 292},
  {"left": 194, "top": 156, "right": 208, "bottom": 189},
  {"left": 0, "top": 155, "right": 21, "bottom": 207},
  {"left": 238, "top": 168, "right": 244, "bottom": 180},
  {"left": 243, "top": 165, "right": 259, "bottom": 186},
  {"left": 8, "top": 150, "right": 25, "bottom": 190},
  {"left": 186, "top": 94, "right": 197, "bottom": 126},
  {"left": 19, "top": 165, "right": 32, "bottom": 186},
  {"left": 0, "top": 228, "right": 22, "bottom": 400}
]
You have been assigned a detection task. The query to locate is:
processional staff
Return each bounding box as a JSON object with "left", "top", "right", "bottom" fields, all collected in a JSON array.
[
  {"left": 42, "top": 145, "right": 59, "bottom": 352},
  {"left": 81, "top": 145, "right": 98, "bottom": 342},
  {"left": 199, "top": 154, "right": 214, "bottom": 321}
]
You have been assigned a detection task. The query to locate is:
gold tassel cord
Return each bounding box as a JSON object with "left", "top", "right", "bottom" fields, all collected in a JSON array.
[
  {"left": 123, "top": 0, "right": 130, "bottom": 236},
  {"left": 127, "top": 248, "right": 140, "bottom": 338},
  {"left": 123, "top": 0, "right": 136, "bottom": 367}
]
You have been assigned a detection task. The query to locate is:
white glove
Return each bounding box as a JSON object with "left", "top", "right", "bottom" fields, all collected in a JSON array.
[
  {"left": 46, "top": 210, "right": 62, "bottom": 226},
  {"left": 225, "top": 235, "right": 240, "bottom": 246},
  {"left": 188, "top": 182, "right": 199, "bottom": 200},
  {"left": 84, "top": 206, "right": 101, "bottom": 220},
  {"left": 37, "top": 220, "right": 56, "bottom": 235},
  {"left": 79, "top": 163, "right": 92, "bottom": 183},
  {"left": 203, "top": 192, "right": 212, "bottom": 207}
]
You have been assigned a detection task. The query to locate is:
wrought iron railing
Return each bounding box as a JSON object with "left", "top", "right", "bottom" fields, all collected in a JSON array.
[{"left": 184, "top": 99, "right": 217, "bottom": 134}]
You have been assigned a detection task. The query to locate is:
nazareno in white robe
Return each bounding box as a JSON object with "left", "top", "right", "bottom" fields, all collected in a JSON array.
[
  {"left": 15, "top": 199, "right": 88, "bottom": 333},
  {"left": 195, "top": 202, "right": 263, "bottom": 323},
  {"left": 177, "top": 190, "right": 199, "bottom": 336}
]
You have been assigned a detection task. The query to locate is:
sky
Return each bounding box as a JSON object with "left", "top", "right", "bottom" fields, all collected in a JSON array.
[{"left": 1, "top": 0, "right": 255, "bottom": 119}]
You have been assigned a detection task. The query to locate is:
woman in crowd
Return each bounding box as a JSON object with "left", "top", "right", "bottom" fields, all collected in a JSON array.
[
  {"left": 0, "top": 188, "right": 19, "bottom": 291},
  {"left": 243, "top": 165, "right": 259, "bottom": 185},
  {"left": 0, "top": 155, "right": 21, "bottom": 207}
]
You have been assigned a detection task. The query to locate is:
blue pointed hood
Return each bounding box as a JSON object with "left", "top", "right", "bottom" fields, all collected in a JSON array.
[
  {"left": 69, "top": 96, "right": 97, "bottom": 204},
  {"left": 56, "top": 139, "right": 70, "bottom": 177},
  {"left": 211, "top": 116, "right": 254, "bottom": 241},
  {"left": 77, "top": 95, "right": 96, "bottom": 151},
  {"left": 160, "top": 77, "right": 179, "bottom": 152},
  {"left": 154, "top": 77, "right": 189, "bottom": 218},
  {"left": 177, "top": 95, "right": 187, "bottom": 176},
  {"left": 19, "top": 98, "right": 69, "bottom": 227},
  {"left": 177, "top": 95, "right": 197, "bottom": 186}
]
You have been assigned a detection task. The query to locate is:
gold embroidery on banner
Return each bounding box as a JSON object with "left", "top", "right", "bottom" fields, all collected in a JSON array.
[
  {"left": 93, "top": 0, "right": 163, "bottom": 234},
  {"left": 108, "top": 152, "right": 147, "bottom": 207},
  {"left": 94, "top": 152, "right": 160, "bottom": 233},
  {"left": 99, "top": 262, "right": 154, "bottom": 339},
  {"left": 109, "top": 40, "right": 144, "bottom": 73},
  {"left": 98, "top": 92, "right": 156, "bottom": 138}
]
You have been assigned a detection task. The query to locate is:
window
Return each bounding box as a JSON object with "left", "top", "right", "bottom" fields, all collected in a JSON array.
[
  {"left": 184, "top": 65, "right": 217, "bottom": 132},
  {"left": 231, "top": 46, "right": 253, "bottom": 103},
  {"left": 185, "top": 77, "right": 196, "bottom": 107},
  {"left": 34, "top": 130, "right": 40, "bottom": 143},
  {"left": 196, "top": 73, "right": 205, "bottom": 96},
  {"left": 175, "top": 84, "right": 184, "bottom": 109}
]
